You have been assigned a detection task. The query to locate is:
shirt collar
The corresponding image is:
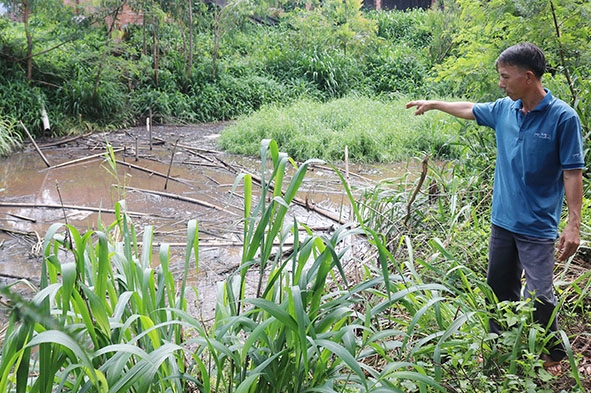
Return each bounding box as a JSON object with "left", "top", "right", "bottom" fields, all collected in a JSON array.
[{"left": 513, "top": 88, "right": 553, "bottom": 113}]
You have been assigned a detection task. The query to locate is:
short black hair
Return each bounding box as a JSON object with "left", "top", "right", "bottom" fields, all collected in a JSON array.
[{"left": 495, "top": 42, "right": 546, "bottom": 79}]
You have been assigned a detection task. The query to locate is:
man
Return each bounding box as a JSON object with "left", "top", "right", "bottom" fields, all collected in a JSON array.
[{"left": 406, "top": 42, "right": 584, "bottom": 375}]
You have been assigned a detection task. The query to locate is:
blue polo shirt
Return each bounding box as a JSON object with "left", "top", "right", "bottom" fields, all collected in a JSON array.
[{"left": 472, "top": 90, "right": 584, "bottom": 239}]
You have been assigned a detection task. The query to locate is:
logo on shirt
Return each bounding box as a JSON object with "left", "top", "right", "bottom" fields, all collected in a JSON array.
[{"left": 534, "top": 132, "right": 551, "bottom": 140}]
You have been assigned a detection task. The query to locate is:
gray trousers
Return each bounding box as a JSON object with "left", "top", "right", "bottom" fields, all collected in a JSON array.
[{"left": 487, "top": 225, "right": 565, "bottom": 361}]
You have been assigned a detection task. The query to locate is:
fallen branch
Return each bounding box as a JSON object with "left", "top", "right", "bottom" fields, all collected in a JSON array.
[
  {"left": 37, "top": 133, "right": 90, "bottom": 149},
  {"left": 115, "top": 160, "right": 193, "bottom": 185},
  {"left": 0, "top": 202, "right": 147, "bottom": 217},
  {"left": 0, "top": 226, "right": 36, "bottom": 236},
  {"left": 124, "top": 186, "right": 237, "bottom": 215},
  {"left": 20, "top": 121, "right": 51, "bottom": 167},
  {"left": 218, "top": 157, "right": 348, "bottom": 224},
  {"left": 1, "top": 212, "right": 37, "bottom": 223},
  {"left": 49, "top": 148, "right": 124, "bottom": 169}
]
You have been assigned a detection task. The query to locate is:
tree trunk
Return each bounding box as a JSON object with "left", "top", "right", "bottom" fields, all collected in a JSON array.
[
  {"left": 153, "top": 22, "right": 160, "bottom": 87},
  {"left": 93, "top": 1, "right": 125, "bottom": 99},
  {"left": 23, "top": 0, "right": 33, "bottom": 81},
  {"left": 186, "top": 0, "right": 193, "bottom": 82}
]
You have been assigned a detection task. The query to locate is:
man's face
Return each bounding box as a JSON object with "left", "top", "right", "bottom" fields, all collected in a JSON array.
[{"left": 497, "top": 63, "right": 529, "bottom": 100}]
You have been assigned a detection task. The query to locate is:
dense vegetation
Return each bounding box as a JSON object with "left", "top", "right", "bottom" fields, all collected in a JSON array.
[{"left": 0, "top": 0, "right": 590, "bottom": 392}]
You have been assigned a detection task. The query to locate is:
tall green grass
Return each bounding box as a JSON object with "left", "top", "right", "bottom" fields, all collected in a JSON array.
[{"left": 218, "top": 95, "right": 463, "bottom": 163}]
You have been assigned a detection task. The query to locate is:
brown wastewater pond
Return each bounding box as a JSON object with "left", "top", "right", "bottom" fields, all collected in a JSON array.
[{"left": 0, "top": 122, "right": 420, "bottom": 320}]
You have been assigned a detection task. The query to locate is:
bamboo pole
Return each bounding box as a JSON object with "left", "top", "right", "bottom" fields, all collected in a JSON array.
[
  {"left": 37, "top": 133, "right": 90, "bottom": 149},
  {"left": 20, "top": 121, "right": 51, "bottom": 167},
  {"left": 49, "top": 148, "right": 124, "bottom": 169}
]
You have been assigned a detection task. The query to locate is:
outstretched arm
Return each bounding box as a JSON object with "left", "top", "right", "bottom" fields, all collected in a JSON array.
[
  {"left": 406, "top": 100, "right": 476, "bottom": 120},
  {"left": 557, "top": 168, "right": 583, "bottom": 261}
]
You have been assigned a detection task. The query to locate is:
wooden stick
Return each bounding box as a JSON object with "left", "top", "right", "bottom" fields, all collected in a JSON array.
[
  {"left": 20, "top": 121, "right": 51, "bottom": 167},
  {"left": 49, "top": 148, "right": 124, "bottom": 169},
  {"left": 164, "top": 139, "right": 179, "bottom": 190},
  {"left": 115, "top": 160, "right": 192, "bottom": 185},
  {"left": 404, "top": 155, "right": 430, "bottom": 227},
  {"left": 148, "top": 110, "right": 152, "bottom": 150},
  {"left": 0, "top": 226, "right": 35, "bottom": 236},
  {"left": 1, "top": 212, "right": 37, "bottom": 222},
  {"left": 183, "top": 161, "right": 224, "bottom": 169},
  {"left": 311, "top": 162, "right": 372, "bottom": 182},
  {"left": 345, "top": 145, "right": 350, "bottom": 188},
  {"left": 178, "top": 143, "right": 221, "bottom": 155},
  {"left": 136, "top": 240, "right": 295, "bottom": 248},
  {"left": 124, "top": 186, "right": 237, "bottom": 215},
  {"left": 0, "top": 201, "right": 147, "bottom": 217}
]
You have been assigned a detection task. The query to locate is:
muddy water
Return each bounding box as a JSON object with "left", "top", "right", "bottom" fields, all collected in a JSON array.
[{"left": 0, "top": 124, "right": 422, "bottom": 318}]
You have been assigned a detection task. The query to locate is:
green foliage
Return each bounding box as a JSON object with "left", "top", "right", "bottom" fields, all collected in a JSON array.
[
  {"left": 219, "top": 95, "right": 462, "bottom": 163},
  {"left": 432, "top": 0, "right": 591, "bottom": 101}
]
